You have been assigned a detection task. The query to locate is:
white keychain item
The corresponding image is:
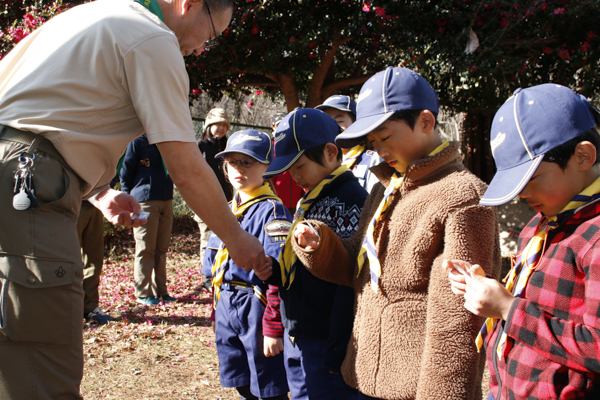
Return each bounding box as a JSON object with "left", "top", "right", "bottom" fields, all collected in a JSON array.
[{"left": 13, "top": 188, "right": 31, "bottom": 210}]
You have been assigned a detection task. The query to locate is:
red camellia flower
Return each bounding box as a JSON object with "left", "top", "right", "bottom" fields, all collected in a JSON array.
[
  {"left": 375, "top": 7, "right": 385, "bottom": 17},
  {"left": 251, "top": 25, "right": 259, "bottom": 34}
]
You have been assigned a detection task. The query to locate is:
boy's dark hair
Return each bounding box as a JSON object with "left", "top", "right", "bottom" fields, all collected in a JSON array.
[
  {"left": 543, "top": 128, "right": 600, "bottom": 169},
  {"left": 544, "top": 104, "right": 600, "bottom": 169},
  {"left": 389, "top": 109, "right": 438, "bottom": 129},
  {"left": 304, "top": 143, "right": 343, "bottom": 167}
]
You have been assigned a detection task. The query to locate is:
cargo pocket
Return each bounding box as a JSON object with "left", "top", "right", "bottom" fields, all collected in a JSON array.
[{"left": 0, "top": 252, "right": 75, "bottom": 346}]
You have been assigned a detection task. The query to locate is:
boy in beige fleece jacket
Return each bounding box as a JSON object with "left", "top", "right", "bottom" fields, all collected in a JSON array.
[{"left": 291, "top": 67, "right": 501, "bottom": 400}]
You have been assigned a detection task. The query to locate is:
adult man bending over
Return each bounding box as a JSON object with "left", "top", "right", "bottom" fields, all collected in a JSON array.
[{"left": 0, "top": 0, "right": 268, "bottom": 398}]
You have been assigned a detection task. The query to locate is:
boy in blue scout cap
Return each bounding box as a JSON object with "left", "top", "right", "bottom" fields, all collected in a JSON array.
[
  {"left": 202, "top": 129, "right": 290, "bottom": 400},
  {"left": 261, "top": 108, "right": 368, "bottom": 400},
  {"left": 316, "top": 95, "right": 382, "bottom": 192},
  {"left": 291, "top": 67, "right": 501, "bottom": 400},
  {"left": 444, "top": 84, "right": 600, "bottom": 400}
]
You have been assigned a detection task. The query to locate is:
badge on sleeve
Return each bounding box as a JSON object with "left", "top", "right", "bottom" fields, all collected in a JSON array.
[{"left": 265, "top": 220, "right": 292, "bottom": 243}]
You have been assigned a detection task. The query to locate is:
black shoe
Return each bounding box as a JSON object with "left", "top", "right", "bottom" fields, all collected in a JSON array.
[
  {"left": 201, "top": 275, "right": 212, "bottom": 291},
  {"left": 85, "top": 307, "right": 115, "bottom": 325}
]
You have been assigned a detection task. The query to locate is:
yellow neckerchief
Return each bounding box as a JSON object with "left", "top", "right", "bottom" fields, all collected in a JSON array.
[
  {"left": 279, "top": 165, "right": 351, "bottom": 289},
  {"left": 211, "top": 182, "right": 281, "bottom": 308},
  {"left": 476, "top": 176, "right": 600, "bottom": 358},
  {"left": 357, "top": 140, "right": 449, "bottom": 292},
  {"left": 342, "top": 144, "right": 366, "bottom": 170}
]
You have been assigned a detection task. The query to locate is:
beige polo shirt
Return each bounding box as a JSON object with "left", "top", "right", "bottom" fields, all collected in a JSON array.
[{"left": 0, "top": 0, "right": 196, "bottom": 195}]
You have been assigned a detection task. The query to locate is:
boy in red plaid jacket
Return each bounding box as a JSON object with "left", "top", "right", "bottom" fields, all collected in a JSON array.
[{"left": 445, "top": 84, "right": 600, "bottom": 399}]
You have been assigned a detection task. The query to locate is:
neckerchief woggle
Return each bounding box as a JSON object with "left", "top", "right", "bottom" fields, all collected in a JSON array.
[
  {"left": 211, "top": 182, "right": 282, "bottom": 308},
  {"left": 342, "top": 144, "right": 366, "bottom": 170},
  {"left": 357, "top": 140, "right": 450, "bottom": 292},
  {"left": 131, "top": 0, "right": 164, "bottom": 21},
  {"left": 476, "top": 177, "right": 600, "bottom": 359},
  {"left": 279, "top": 164, "right": 351, "bottom": 289}
]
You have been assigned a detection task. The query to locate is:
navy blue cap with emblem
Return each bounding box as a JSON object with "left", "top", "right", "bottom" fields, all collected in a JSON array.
[
  {"left": 480, "top": 84, "right": 596, "bottom": 206},
  {"left": 315, "top": 95, "right": 357, "bottom": 118},
  {"left": 336, "top": 67, "right": 440, "bottom": 148},
  {"left": 264, "top": 108, "right": 341, "bottom": 177},
  {"left": 215, "top": 129, "right": 273, "bottom": 164}
]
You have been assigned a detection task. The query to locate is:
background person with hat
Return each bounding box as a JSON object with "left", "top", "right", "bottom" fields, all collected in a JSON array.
[
  {"left": 316, "top": 95, "right": 382, "bottom": 192},
  {"left": 445, "top": 84, "right": 600, "bottom": 400},
  {"left": 202, "top": 129, "right": 291, "bottom": 400},
  {"left": 291, "top": 67, "right": 501, "bottom": 400},
  {"left": 262, "top": 108, "right": 368, "bottom": 400},
  {"left": 195, "top": 107, "right": 234, "bottom": 290},
  {"left": 0, "top": 0, "right": 270, "bottom": 397}
]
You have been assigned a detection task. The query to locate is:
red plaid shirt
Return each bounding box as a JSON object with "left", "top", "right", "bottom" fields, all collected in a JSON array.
[{"left": 486, "top": 200, "right": 600, "bottom": 399}]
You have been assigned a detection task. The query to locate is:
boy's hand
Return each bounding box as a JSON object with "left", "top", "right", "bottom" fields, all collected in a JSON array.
[
  {"left": 443, "top": 260, "right": 484, "bottom": 296},
  {"left": 463, "top": 272, "right": 515, "bottom": 321},
  {"left": 294, "top": 222, "right": 320, "bottom": 250},
  {"left": 253, "top": 255, "right": 273, "bottom": 281},
  {"left": 444, "top": 259, "right": 515, "bottom": 321},
  {"left": 263, "top": 336, "right": 284, "bottom": 357}
]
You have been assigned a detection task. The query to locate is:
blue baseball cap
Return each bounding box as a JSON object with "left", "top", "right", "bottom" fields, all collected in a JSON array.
[
  {"left": 215, "top": 129, "right": 273, "bottom": 164},
  {"left": 264, "top": 108, "right": 341, "bottom": 177},
  {"left": 315, "top": 95, "right": 357, "bottom": 118},
  {"left": 480, "top": 84, "right": 596, "bottom": 206},
  {"left": 336, "top": 67, "right": 440, "bottom": 148}
]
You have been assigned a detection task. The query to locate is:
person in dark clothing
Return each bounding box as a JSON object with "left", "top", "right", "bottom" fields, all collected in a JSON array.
[
  {"left": 120, "top": 134, "right": 175, "bottom": 306},
  {"left": 196, "top": 108, "right": 234, "bottom": 290}
]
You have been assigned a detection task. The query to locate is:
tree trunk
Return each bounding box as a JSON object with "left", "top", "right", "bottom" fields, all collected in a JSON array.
[
  {"left": 278, "top": 74, "right": 301, "bottom": 112},
  {"left": 461, "top": 110, "right": 496, "bottom": 184}
]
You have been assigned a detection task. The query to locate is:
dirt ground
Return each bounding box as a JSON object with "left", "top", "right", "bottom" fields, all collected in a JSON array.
[{"left": 81, "top": 219, "right": 491, "bottom": 399}]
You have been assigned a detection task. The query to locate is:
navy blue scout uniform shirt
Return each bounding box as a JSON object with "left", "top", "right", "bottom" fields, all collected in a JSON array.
[
  {"left": 268, "top": 170, "right": 368, "bottom": 340},
  {"left": 120, "top": 134, "right": 173, "bottom": 201},
  {"left": 202, "top": 198, "right": 292, "bottom": 286}
]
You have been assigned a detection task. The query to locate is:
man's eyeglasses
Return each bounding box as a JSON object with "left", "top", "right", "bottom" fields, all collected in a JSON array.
[
  {"left": 204, "top": 0, "right": 219, "bottom": 49},
  {"left": 224, "top": 157, "right": 257, "bottom": 169}
]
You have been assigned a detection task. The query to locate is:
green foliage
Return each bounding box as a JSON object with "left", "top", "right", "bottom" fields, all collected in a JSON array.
[
  {"left": 3, "top": 0, "right": 600, "bottom": 118},
  {"left": 187, "top": 0, "right": 404, "bottom": 107},
  {"left": 0, "top": 0, "right": 84, "bottom": 59},
  {"left": 172, "top": 187, "right": 194, "bottom": 218},
  {"left": 409, "top": 0, "right": 600, "bottom": 111},
  {"left": 189, "top": 0, "right": 600, "bottom": 112}
]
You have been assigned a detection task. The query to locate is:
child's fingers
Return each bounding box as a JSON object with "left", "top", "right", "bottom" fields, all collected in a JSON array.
[
  {"left": 468, "top": 263, "right": 486, "bottom": 277},
  {"left": 294, "top": 225, "right": 319, "bottom": 248}
]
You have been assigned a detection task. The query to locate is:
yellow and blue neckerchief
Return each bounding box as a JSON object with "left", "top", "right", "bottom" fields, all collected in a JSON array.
[
  {"left": 279, "top": 165, "right": 351, "bottom": 289},
  {"left": 342, "top": 144, "right": 366, "bottom": 170},
  {"left": 211, "top": 182, "right": 281, "bottom": 307},
  {"left": 357, "top": 140, "right": 449, "bottom": 292},
  {"left": 476, "top": 177, "right": 600, "bottom": 358}
]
